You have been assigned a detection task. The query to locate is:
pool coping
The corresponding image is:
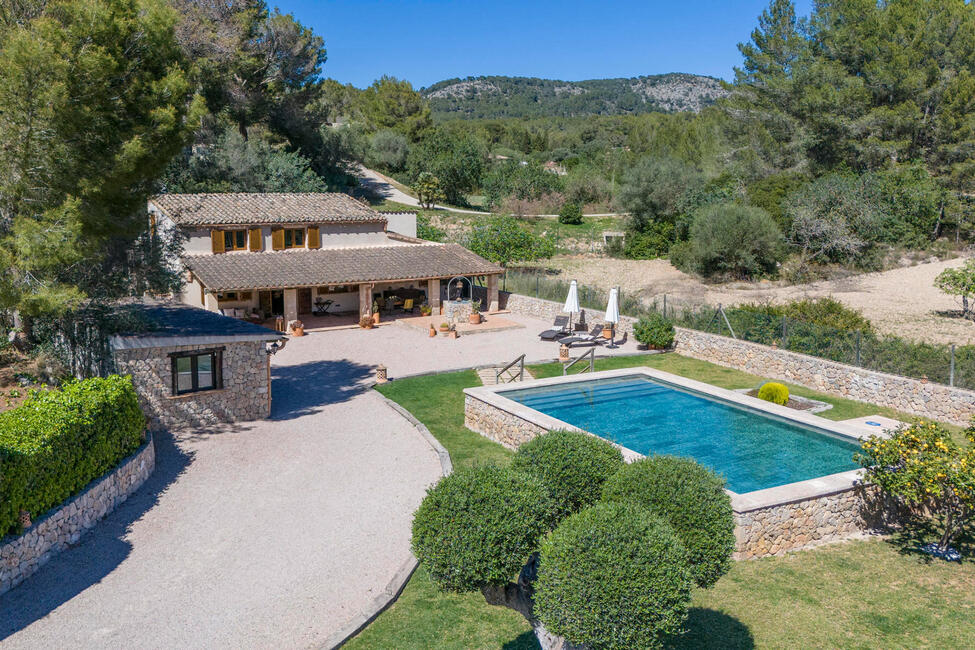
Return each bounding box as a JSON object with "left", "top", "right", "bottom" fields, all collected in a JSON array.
[{"left": 463, "top": 367, "right": 881, "bottom": 514}]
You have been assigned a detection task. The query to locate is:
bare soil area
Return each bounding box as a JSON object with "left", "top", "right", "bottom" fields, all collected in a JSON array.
[{"left": 540, "top": 256, "right": 975, "bottom": 345}]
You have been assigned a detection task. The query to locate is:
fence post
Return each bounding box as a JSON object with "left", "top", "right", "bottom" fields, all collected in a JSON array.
[
  {"left": 950, "top": 344, "right": 956, "bottom": 387},
  {"left": 781, "top": 316, "right": 788, "bottom": 347},
  {"left": 663, "top": 294, "right": 667, "bottom": 317},
  {"left": 856, "top": 331, "right": 862, "bottom": 366},
  {"left": 535, "top": 273, "right": 539, "bottom": 298}
]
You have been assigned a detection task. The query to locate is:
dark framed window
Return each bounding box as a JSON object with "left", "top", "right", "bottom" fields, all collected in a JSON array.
[
  {"left": 224, "top": 229, "right": 247, "bottom": 251},
  {"left": 283, "top": 228, "right": 305, "bottom": 248},
  {"left": 170, "top": 348, "right": 223, "bottom": 395}
]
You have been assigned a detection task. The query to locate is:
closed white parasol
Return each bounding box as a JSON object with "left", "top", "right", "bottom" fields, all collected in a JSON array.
[{"left": 563, "top": 280, "right": 580, "bottom": 328}]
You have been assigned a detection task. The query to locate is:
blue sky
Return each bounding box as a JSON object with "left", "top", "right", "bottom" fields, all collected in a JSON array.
[{"left": 273, "top": 1, "right": 814, "bottom": 89}]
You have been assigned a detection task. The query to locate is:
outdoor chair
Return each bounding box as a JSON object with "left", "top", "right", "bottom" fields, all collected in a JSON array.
[
  {"left": 539, "top": 315, "right": 571, "bottom": 340},
  {"left": 402, "top": 298, "right": 414, "bottom": 312},
  {"left": 561, "top": 324, "right": 607, "bottom": 347}
]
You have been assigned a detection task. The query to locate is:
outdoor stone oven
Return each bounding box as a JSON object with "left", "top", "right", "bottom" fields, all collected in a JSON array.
[{"left": 111, "top": 300, "right": 284, "bottom": 431}]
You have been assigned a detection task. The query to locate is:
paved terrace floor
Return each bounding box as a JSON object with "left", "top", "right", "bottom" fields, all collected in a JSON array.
[{"left": 0, "top": 313, "right": 634, "bottom": 648}]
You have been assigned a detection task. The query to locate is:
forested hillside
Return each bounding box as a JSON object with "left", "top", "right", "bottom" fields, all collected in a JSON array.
[{"left": 421, "top": 73, "right": 728, "bottom": 119}]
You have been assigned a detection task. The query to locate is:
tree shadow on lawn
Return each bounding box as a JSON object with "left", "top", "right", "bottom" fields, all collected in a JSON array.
[
  {"left": 885, "top": 515, "right": 974, "bottom": 563},
  {"left": 498, "top": 609, "right": 754, "bottom": 650},
  {"left": 666, "top": 608, "right": 755, "bottom": 649},
  {"left": 270, "top": 359, "right": 374, "bottom": 420},
  {"left": 0, "top": 429, "right": 193, "bottom": 640}
]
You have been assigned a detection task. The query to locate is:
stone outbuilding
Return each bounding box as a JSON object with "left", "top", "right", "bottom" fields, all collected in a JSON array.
[{"left": 111, "top": 300, "right": 284, "bottom": 431}]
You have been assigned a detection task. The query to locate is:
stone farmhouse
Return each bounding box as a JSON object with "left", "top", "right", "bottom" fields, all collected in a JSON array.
[{"left": 148, "top": 193, "right": 503, "bottom": 325}]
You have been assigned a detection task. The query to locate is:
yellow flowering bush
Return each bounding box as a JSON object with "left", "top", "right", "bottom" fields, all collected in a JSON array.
[{"left": 855, "top": 420, "right": 975, "bottom": 554}]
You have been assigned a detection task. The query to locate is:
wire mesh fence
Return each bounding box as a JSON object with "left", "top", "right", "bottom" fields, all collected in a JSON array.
[{"left": 503, "top": 269, "right": 975, "bottom": 391}]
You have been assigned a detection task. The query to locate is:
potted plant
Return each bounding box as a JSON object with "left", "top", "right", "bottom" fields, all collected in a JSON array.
[
  {"left": 469, "top": 299, "right": 482, "bottom": 325},
  {"left": 439, "top": 321, "right": 450, "bottom": 336},
  {"left": 428, "top": 323, "right": 437, "bottom": 337},
  {"left": 290, "top": 319, "right": 305, "bottom": 337},
  {"left": 632, "top": 313, "right": 675, "bottom": 350},
  {"left": 372, "top": 299, "right": 381, "bottom": 325},
  {"left": 420, "top": 302, "right": 432, "bottom": 316},
  {"left": 359, "top": 315, "right": 374, "bottom": 329}
]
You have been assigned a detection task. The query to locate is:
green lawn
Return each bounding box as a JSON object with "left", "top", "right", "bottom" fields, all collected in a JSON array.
[{"left": 352, "top": 353, "right": 975, "bottom": 649}]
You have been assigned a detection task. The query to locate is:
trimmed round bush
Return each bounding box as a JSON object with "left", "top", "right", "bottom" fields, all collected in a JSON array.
[
  {"left": 511, "top": 430, "right": 624, "bottom": 520},
  {"left": 632, "top": 312, "right": 676, "bottom": 349},
  {"left": 411, "top": 465, "right": 556, "bottom": 592},
  {"left": 757, "top": 381, "right": 789, "bottom": 406},
  {"left": 534, "top": 502, "right": 692, "bottom": 650},
  {"left": 601, "top": 456, "right": 735, "bottom": 588}
]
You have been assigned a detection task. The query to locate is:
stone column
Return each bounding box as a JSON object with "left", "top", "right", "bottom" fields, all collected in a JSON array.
[
  {"left": 284, "top": 288, "right": 298, "bottom": 323},
  {"left": 487, "top": 274, "right": 500, "bottom": 313},
  {"left": 359, "top": 283, "right": 373, "bottom": 317},
  {"left": 427, "top": 278, "right": 441, "bottom": 310}
]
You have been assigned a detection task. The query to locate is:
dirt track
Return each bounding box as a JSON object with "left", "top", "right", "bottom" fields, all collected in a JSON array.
[{"left": 543, "top": 256, "right": 975, "bottom": 345}]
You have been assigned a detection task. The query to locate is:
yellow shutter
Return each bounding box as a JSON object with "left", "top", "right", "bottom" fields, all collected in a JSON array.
[
  {"left": 307, "top": 226, "right": 320, "bottom": 249},
  {"left": 248, "top": 228, "right": 262, "bottom": 252},
  {"left": 271, "top": 227, "right": 284, "bottom": 250},
  {"left": 211, "top": 230, "right": 225, "bottom": 254}
]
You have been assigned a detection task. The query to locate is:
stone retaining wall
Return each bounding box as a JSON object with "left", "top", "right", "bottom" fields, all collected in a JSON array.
[
  {"left": 499, "top": 291, "right": 975, "bottom": 426},
  {"left": 733, "top": 487, "right": 883, "bottom": 559},
  {"left": 465, "top": 394, "right": 548, "bottom": 449},
  {"left": 114, "top": 340, "right": 270, "bottom": 431},
  {"left": 0, "top": 434, "right": 156, "bottom": 596}
]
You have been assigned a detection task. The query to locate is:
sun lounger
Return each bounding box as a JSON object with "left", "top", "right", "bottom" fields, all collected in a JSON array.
[
  {"left": 539, "top": 315, "right": 571, "bottom": 340},
  {"left": 561, "top": 324, "right": 607, "bottom": 347}
]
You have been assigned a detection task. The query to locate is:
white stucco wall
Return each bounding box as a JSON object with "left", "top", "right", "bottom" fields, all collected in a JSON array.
[{"left": 381, "top": 212, "right": 417, "bottom": 238}]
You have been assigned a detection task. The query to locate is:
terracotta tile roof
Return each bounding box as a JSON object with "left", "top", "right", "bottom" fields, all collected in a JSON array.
[
  {"left": 183, "top": 243, "right": 503, "bottom": 291},
  {"left": 150, "top": 193, "right": 385, "bottom": 226}
]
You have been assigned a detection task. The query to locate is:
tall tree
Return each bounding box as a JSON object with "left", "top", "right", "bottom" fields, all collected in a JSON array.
[
  {"left": 357, "top": 76, "right": 432, "bottom": 141},
  {"left": 0, "top": 0, "right": 199, "bottom": 320}
]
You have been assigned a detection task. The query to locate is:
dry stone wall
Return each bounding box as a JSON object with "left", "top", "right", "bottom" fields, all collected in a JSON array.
[
  {"left": 465, "top": 395, "right": 548, "bottom": 448},
  {"left": 114, "top": 340, "right": 270, "bottom": 431},
  {"left": 499, "top": 291, "right": 975, "bottom": 425},
  {"left": 0, "top": 435, "right": 155, "bottom": 596}
]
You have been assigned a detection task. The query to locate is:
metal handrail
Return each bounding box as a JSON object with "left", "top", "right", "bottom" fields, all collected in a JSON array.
[
  {"left": 563, "top": 348, "right": 595, "bottom": 376},
  {"left": 496, "top": 353, "right": 526, "bottom": 383}
]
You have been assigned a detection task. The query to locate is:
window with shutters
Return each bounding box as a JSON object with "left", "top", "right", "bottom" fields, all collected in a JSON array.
[
  {"left": 223, "top": 229, "right": 248, "bottom": 251},
  {"left": 283, "top": 228, "right": 305, "bottom": 249},
  {"left": 170, "top": 348, "right": 223, "bottom": 395}
]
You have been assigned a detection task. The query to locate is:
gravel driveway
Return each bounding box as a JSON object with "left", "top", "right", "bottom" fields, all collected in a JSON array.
[{"left": 0, "top": 349, "right": 443, "bottom": 648}]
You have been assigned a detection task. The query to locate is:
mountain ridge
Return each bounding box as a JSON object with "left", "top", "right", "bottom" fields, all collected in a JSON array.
[{"left": 421, "top": 73, "right": 729, "bottom": 119}]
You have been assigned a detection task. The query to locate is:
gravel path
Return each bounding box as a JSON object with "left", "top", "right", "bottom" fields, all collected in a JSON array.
[
  {"left": 544, "top": 256, "right": 975, "bottom": 344},
  {"left": 0, "top": 343, "right": 443, "bottom": 648}
]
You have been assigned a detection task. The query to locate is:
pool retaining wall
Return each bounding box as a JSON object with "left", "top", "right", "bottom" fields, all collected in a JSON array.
[
  {"left": 464, "top": 378, "right": 885, "bottom": 560},
  {"left": 497, "top": 291, "right": 975, "bottom": 426}
]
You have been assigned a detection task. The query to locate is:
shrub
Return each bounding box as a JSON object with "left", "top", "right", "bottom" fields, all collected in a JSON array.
[
  {"left": 757, "top": 382, "right": 789, "bottom": 406},
  {"left": 557, "top": 202, "right": 583, "bottom": 225},
  {"left": 511, "top": 430, "right": 623, "bottom": 520},
  {"left": 464, "top": 216, "right": 556, "bottom": 266},
  {"left": 0, "top": 375, "right": 145, "bottom": 534},
  {"left": 411, "top": 465, "right": 556, "bottom": 592},
  {"left": 633, "top": 312, "right": 676, "bottom": 349},
  {"left": 534, "top": 502, "right": 692, "bottom": 650},
  {"left": 856, "top": 420, "right": 975, "bottom": 553},
  {"left": 680, "top": 203, "right": 784, "bottom": 279},
  {"left": 601, "top": 456, "right": 735, "bottom": 588},
  {"left": 623, "top": 222, "right": 675, "bottom": 259}
]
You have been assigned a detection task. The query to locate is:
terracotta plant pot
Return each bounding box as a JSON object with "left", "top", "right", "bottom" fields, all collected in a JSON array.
[
  {"left": 372, "top": 312, "right": 380, "bottom": 325},
  {"left": 469, "top": 313, "right": 482, "bottom": 324},
  {"left": 292, "top": 327, "right": 305, "bottom": 337},
  {"left": 559, "top": 344, "right": 570, "bottom": 362},
  {"left": 428, "top": 326, "right": 437, "bottom": 337},
  {"left": 449, "top": 330, "right": 458, "bottom": 339},
  {"left": 602, "top": 327, "right": 613, "bottom": 339}
]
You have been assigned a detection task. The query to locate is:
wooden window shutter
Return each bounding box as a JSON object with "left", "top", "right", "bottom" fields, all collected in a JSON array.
[
  {"left": 271, "top": 227, "right": 285, "bottom": 250},
  {"left": 248, "top": 228, "right": 262, "bottom": 252},
  {"left": 211, "top": 229, "right": 225, "bottom": 254},
  {"left": 307, "top": 226, "right": 320, "bottom": 249}
]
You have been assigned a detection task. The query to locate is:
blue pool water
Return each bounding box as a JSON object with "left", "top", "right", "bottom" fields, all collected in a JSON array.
[{"left": 500, "top": 375, "right": 860, "bottom": 493}]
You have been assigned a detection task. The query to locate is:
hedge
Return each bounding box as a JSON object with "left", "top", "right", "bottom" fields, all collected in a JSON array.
[
  {"left": 0, "top": 375, "right": 145, "bottom": 535},
  {"left": 534, "top": 502, "right": 692, "bottom": 650}
]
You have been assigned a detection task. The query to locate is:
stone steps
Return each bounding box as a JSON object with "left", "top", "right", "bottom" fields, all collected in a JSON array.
[{"left": 477, "top": 366, "right": 535, "bottom": 385}]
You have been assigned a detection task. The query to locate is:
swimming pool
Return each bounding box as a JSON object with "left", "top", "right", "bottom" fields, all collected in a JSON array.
[{"left": 499, "top": 374, "right": 861, "bottom": 493}]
